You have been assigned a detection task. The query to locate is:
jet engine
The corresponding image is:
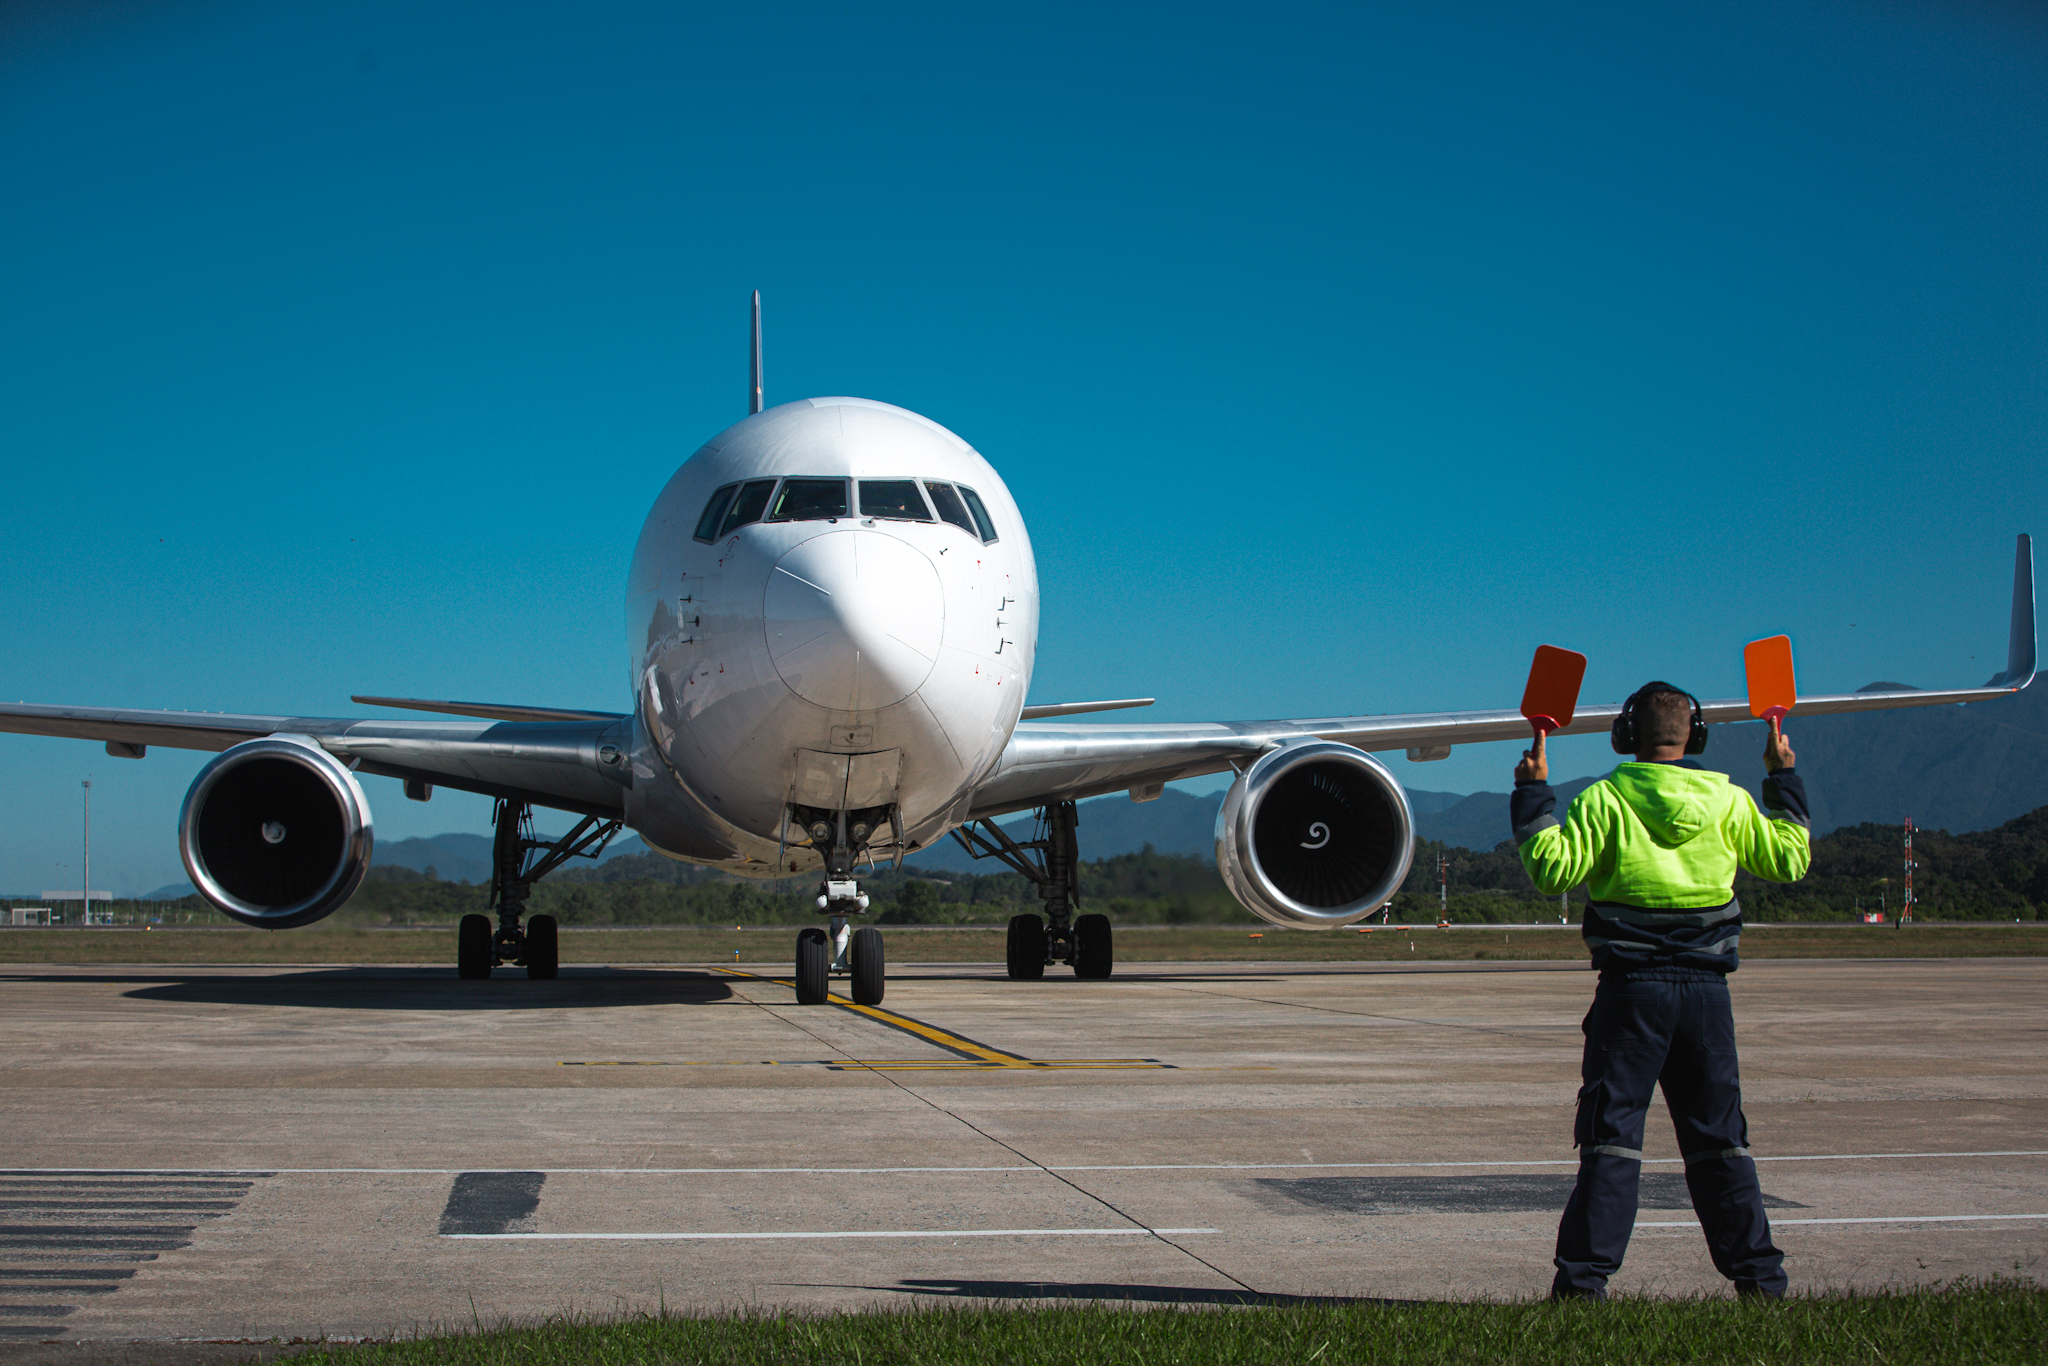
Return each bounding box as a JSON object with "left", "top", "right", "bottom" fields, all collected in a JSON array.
[
  {"left": 179, "top": 736, "right": 374, "bottom": 928},
  {"left": 1215, "top": 741, "right": 1415, "bottom": 929}
]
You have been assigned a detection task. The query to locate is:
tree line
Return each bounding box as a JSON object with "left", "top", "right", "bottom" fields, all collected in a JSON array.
[{"left": 35, "top": 802, "right": 2048, "bottom": 929}]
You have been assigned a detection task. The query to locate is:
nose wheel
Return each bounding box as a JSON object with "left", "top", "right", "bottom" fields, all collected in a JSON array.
[{"left": 792, "top": 877, "right": 886, "bottom": 1006}]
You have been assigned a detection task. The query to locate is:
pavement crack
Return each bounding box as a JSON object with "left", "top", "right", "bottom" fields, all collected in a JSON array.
[
  {"left": 1148, "top": 982, "right": 1572, "bottom": 1044},
  {"left": 723, "top": 978, "right": 1261, "bottom": 1297}
]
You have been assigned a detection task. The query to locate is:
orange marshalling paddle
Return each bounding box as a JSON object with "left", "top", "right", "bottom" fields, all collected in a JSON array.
[
  {"left": 1744, "top": 635, "right": 1797, "bottom": 737},
  {"left": 1520, "top": 645, "right": 1588, "bottom": 741}
]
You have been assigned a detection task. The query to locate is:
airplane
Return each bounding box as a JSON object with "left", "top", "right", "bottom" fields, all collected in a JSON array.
[{"left": 1, "top": 295, "right": 2035, "bottom": 1007}]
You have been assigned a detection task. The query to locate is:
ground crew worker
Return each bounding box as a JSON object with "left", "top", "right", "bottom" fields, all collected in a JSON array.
[{"left": 1511, "top": 682, "right": 1808, "bottom": 1301}]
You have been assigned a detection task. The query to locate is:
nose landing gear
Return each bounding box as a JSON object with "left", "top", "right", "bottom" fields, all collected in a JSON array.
[{"left": 790, "top": 805, "right": 891, "bottom": 1006}]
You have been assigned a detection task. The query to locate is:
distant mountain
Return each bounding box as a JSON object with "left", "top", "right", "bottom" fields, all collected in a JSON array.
[
  {"left": 370, "top": 831, "right": 650, "bottom": 884},
  {"left": 1696, "top": 677, "right": 2048, "bottom": 835},
  {"left": 1411, "top": 777, "right": 1603, "bottom": 852},
  {"left": 370, "top": 833, "right": 495, "bottom": 883},
  {"left": 1400, "top": 679, "right": 2048, "bottom": 846},
  {"left": 182, "top": 677, "right": 2048, "bottom": 899},
  {"left": 143, "top": 881, "right": 197, "bottom": 901}
]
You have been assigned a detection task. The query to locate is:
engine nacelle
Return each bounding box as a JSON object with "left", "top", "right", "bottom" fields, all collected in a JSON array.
[
  {"left": 179, "top": 736, "right": 375, "bottom": 928},
  {"left": 1215, "top": 741, "right": 1415, "bottom": 929}
]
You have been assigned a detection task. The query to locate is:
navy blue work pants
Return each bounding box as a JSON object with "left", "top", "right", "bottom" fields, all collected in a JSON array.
[{"left": 1552, "top": 973, "right": 1786, "bottom": 1298}]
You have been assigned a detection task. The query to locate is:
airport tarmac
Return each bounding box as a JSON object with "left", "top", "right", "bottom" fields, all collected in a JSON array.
[{"left": 2, "top": 953, "right": 2046, "bottom": 1347}]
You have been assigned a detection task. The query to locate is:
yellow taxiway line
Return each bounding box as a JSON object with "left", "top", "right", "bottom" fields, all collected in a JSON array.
[{"left": 557, "top": 967, "right": 1173, "bottom": 1072}]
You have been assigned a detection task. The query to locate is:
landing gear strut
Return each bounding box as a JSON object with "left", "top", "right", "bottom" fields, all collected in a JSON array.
[
  {"left": 952, "top": 800, "right": 1113, "bottom": 981},
  {"left": 789, "top": 803, "right": 891, "bottom": 1007},
  {"left": 457, "top": 799, "right": 620, "bottom": 981}
]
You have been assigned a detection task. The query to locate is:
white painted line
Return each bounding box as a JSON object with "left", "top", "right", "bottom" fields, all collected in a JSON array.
[
  {"left": 444, "top": 1227, "right": 1219, "bottom": 1241},
  {"left": 1639, "top": 1213, "right": 2048, "bottom": 1229},
  {"left": 5, "top": 1151, "right": 2046, "bottom": 1177}
]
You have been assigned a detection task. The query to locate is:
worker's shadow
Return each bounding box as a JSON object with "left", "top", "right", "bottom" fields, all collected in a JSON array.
[{"left": 28, "top": 966, "right": 740, "bottom": 1011}]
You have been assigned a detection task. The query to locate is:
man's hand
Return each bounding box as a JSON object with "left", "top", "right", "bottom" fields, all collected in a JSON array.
[
  {"left": 1516, "top": 728, "right": 1549, "bottom": 784},
  {"left": 1763, "top": 717, "right": 1796, "bottom": 772}
]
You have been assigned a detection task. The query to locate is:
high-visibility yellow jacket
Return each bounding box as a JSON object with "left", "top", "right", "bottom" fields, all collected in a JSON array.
[{"left": 1512, "top": 762, "right": 1810, "bottom": 974}]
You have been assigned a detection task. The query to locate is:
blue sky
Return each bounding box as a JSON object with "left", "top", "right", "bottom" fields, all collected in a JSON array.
[{"left": 3, "top": 0, "right": 2044, "bottom": 893}]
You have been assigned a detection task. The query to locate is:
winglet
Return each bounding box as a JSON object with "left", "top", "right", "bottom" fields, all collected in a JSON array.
[
  {"left": 749, "top": 289, "right": 764, "bottom": 416},
  {"left": 1993, "top": 532, "right": 2036, "bottom": 689}
]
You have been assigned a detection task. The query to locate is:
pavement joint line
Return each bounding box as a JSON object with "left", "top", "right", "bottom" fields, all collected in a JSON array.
[
  {"left": 559, "top": 1058, "right": 1170, "bottom": 1070},
  {"left": 4, "top": 1152, "right": 2044, "bottom": 1175},
  {"left": 1639, "top": 1214, "right": 2048, "bottom": 1228},
  {"left": 441, "top": 1228, "right": 1221, "bottom": 1241},
  {"left": 1145, "top": 981, "right": 1577, "bottom": 1042},
  {"left": 712, "top": 968, "right": 1266, "bottom": 1297}
]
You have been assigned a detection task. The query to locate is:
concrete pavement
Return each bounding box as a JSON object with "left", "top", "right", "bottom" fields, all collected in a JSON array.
[{"left": 2, "top": 954, "right": 2045, "bottom": 1348}]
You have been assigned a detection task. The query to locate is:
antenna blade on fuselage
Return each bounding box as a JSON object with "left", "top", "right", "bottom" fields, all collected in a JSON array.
[{"left": 749, "top": 289, "right": 763, "bottom": 415}]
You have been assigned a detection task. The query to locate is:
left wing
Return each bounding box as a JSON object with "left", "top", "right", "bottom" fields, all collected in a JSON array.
[
  {"left": 970, "top": 533, "right": 2036, "bottom": 819},
  {"left": 0, "top": 702, "right": 631, "bottom": 818}
]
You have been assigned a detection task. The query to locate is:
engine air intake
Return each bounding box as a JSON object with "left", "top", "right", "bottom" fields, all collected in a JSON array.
[
  {"left": 1216, "top": 741, "right": 1415, "bottom": 929},
  {"left": 179, "top": 736, "right": 374, "bottom": 929}
]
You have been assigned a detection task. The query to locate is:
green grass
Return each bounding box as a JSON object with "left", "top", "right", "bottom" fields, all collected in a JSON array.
[
  {"left": 299, "top": 1282, "right": 2046, "bottom": 1365},
  {"left": 2, "top": 922, "right": 2046, "bottom": 966}
]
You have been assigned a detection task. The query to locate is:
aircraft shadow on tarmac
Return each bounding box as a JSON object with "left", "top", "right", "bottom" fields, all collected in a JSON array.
[
  {"left": 797, "top": 1279, "right": 1397, "bottom": 1307},
  {"left": 0, "top": 967, "right": 738, "bottom": 1011}
]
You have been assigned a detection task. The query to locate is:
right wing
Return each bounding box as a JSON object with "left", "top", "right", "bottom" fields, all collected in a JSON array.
[
  {"left": 970, "top": 533, "right": 2036, "bottom": 819},
  {"left": 0, "top": 702, "right": 631, "bottom": 818}
]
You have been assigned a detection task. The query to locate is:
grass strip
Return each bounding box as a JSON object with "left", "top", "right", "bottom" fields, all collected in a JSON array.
[
  {"left": 2, "top": 923, "right": 2046, "bottom": 966},
  {"left": 305, "top": 1281, "right": 2046, "bottom": 1365}
]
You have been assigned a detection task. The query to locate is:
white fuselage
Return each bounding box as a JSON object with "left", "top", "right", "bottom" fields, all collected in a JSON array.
[{"left": 621, "top": 397, "right": 1038, "bottom": 874}]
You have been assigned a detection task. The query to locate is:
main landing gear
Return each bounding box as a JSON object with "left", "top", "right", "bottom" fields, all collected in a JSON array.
[
  {"left": 457, "top": 799, "right": 621, "bottom": 981},
  {"left": 952, "top": 800, "right": 1113, "bottom": 982},
  {"left": 788, "top": 803, "right": 892, "bottom": 1007}
]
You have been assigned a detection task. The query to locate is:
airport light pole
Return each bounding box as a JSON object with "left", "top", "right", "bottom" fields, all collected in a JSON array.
[{"left": 81, "top": 778, "right": 91, "bottom": 928}]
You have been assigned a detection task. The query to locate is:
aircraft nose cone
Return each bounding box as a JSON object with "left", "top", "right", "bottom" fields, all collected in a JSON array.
[{"left": 765, "top": 531, "right": 944, "bottom": 711}]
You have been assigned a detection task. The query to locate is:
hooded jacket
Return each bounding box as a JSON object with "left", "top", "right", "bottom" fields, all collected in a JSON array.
[{"left": 1511, "top": 763, "right": 1810, "bottom": 976}]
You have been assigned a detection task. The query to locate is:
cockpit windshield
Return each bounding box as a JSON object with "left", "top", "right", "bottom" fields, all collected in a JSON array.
[
  {"left": 767, "top": 477, "right": 849, "bottom": 522},
  {"left": 693, "top": 484, "right": 737, "bottom": 542},
  {"left": 924, "top": 481, "right": 976, "bottom": 535},
  {"left": 718, "top": 479, "right": 776, "bottom": 537},
  {"left": 695, "top": 475, "right": 993, "bottom": 540},
  {"left": 958, "top": 486, "right": 998, "bottom": 542},
  {"left": 858, "top": 480, "right": 933, "bottom": 521}
]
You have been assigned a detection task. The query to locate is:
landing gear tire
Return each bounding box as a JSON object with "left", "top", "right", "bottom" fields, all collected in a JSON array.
[
  {"left": 1074, "top": 913, "right": 1113, "bottom": 980},
  {"left": 795, "top": 926, "right": 830, "bottom": 1005},
  {"left": 850, "top": 925, "right": 885, "bottom": 1006},
  {"left": 525, "top": 914, "right": 558, "bottom": 980},
  {"left": 457, "top": 914, "right": 493, "bottom": 980},
  {"left": 1007, "top": 914, "right": 1047, "bottom": 980}
]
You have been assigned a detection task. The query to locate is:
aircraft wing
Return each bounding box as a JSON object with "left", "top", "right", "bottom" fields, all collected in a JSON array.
[
  {"left": 969, "top": 534, "right": 2037, "bottom": 820},
  {"left": 0, "top": 703, "right": 631, "bottom": 819}
]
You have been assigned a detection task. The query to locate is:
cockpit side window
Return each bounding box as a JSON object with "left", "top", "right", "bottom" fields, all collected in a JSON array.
[
  {"left": 718, "top": 479, "right": 777, "bottom": 536},
  {"left": 957, "top": 485, "right": 999, "bottom": 543},
  {"left": 766, "top": 477, "right": 849, "bottom": 522},
  {"left": 858, "top": 479, "right": 934, "bottom": 521},
  {"left": 924, "top": 481, "right": 978, "bottom": 536},
  {"left": 693, "top": 484, "right": 739, "bottom": 542}
]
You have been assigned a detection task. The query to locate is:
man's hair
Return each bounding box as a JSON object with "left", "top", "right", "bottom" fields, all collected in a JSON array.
[{"left": 1637, "top": 689, "right": 1695, "bottom": 752}]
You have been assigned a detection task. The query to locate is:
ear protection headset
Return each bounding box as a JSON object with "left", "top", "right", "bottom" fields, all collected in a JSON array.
[{"left": 1611, "top": 681, "right": 1709, "bottom": 756}]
